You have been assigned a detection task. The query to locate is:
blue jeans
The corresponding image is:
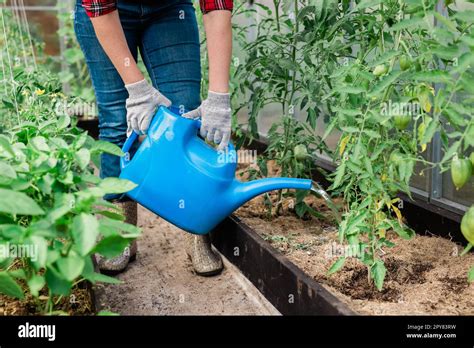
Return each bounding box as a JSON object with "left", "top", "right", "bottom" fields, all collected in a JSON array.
[{"left": 74, "top": 0, "right": 202, "bottom": 201}]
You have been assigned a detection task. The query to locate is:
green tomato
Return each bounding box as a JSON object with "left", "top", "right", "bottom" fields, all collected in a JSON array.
[
  {"left": 470, "top": 152, "right": 474, "bottom": 169},
  {"left": 461, "top": 206, "right": 474, "bottom": 245},
  {"left": 451, "top": 156, "right": 473, "bottom": 190},
  {"left": 294, "top": 144, "right": 308, "bottom": 161},
  {"left": 393, "top": 114, "right": 411, "bottom": 130},
  {"left": 373, "top": 64, "right": 388, "bottom": 76},
  {"left": 399, "top": 55, "right": 412, "bottom": 71}
]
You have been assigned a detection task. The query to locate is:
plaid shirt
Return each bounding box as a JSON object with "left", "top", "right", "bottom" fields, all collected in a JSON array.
[{"left": 82, "top": 0, "right": 233, "bottom": 17}]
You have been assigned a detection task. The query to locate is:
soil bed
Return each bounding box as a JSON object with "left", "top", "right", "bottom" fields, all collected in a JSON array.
[
  {"left": 235, "top": 161, "right": 474, "bottom": 315},
  {"left": 0, "top": 282, "right": 94, "bottom": 316}
]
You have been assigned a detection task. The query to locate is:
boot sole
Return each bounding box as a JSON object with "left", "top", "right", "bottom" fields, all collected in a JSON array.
[
  {"left": 99, "top": 253, "right": 137, "bottom": 276},
  {"left": 194, "top": 268, "right": 224, "bottom": 277},
  {"left": 186, "top": 254, "right": 223, "bottom": 277}
]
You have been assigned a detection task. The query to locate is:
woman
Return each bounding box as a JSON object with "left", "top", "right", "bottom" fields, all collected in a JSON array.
[{"left": 74, "top": 0, "right": 233, "bottom": 275}]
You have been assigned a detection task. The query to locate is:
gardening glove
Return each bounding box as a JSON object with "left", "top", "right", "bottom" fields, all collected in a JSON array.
[
  {"left": 182, "top": 91, "right": 232, "bottom": 151},
  {"left": 125, "top": 79, "right": 171, "bottom": 137}
]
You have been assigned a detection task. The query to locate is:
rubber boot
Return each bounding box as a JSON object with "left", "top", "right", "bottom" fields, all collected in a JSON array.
[
  {"left": 185, "top": 233, "right": 223, "bottom": 276},
  {"left": 96, "top": 200, "right": 138, "bottom": 275}
]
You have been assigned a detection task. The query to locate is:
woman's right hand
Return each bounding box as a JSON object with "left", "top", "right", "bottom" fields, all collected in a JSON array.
[{"left": 125, "top": 79, "right": 171, "bottom": 137}]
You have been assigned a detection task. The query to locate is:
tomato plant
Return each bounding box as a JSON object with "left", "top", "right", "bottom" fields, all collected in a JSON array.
[
  {"left": 249, "top": 116, "right": 328, "bottom": 218},
  {"left": 235, "top": 0, "right": 474, "bottom": 290}
]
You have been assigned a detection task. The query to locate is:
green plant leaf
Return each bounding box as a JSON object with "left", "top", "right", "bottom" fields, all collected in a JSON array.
[
  {"left": 0, "top": 136, "right": 15, "bottom": 158},
  {"left": 9, "top": 269, "right": 26, "bottom": 279},
  {"left": 0, "top": 161, "right": 17, "bottom": 179},
  {"left": 27, "top": 274, "right": 45, "bottom": 297},
  {"left": 389, "top": 16, "right": 426, "bottom": 31},
  {"left": 0, "top": 271, "right": 24, "bottom": 299},
  {"left": 98, "top": 178, "right": 137, "bottom": 194},
  {"left": 96, "top": 210, "right": 125, "bottom": 221},
  {"left": 91, "top": 140, "right": 125, "bottom": 157},
  {"left": 30, "top": 136, "right": 50, "bottom": 152},
  {"left": 411, "top": 70, "right": 451, "bottom": 84},
  {"left": 57, "top": 254, "right": 86, "bottom": 282},
  {"left": 27, "top": 236, "right": 48, "bottom": 269},
  {"left": 57, "top": 115, "right": 71, "bottom": 129},
  {"left": 327, "top": 257, "right": 346, "bottom": 275},
  {"left": 355, "top": 0, "right": 382, "bottom": 10},
  {"left": 91, "top": 272, "right": 122, "bottom": 285},
  {"left": 71, "top": 213, "right": 99, "bottom": 256},
  {"left": 441, "top": 140, "right": 461, "bottom": 163},
  {"left": 371, "top": 260, "right": 386, "bottom": 291},
  {"left": 74, "top": 148, "right": 91, "bottom": 170},
  {"left": 99, "top": 217, "right": 141, "bottom": 237},
  {"left": 368, "top": 71, "right": 403, "bottom": 97},
  {"left": 468, "top": 266, "right": 474, "bottom": 283},
  {"left": 368, "top": 50, "right": 398, "bottom": 68},
  {"left": 93, "top": 235, "right": 131, "bottom": 258},
  {"left": 420, "top": 119, "right": 439, "bottom": 145},
  {"left": 45, "top": 267, "right": 72, "bottom": 296},
  {"left": 0, "top": 189, "right": 45, "bottom": 216},
  {"left": 453, "top": 10, "right": 474, "bottom": 23},
  {"left": 74, "top": 132, "right": 88, "bottom": 149},
  {"left": 97, "top": 310, "right": 120, "bottom": 316}
]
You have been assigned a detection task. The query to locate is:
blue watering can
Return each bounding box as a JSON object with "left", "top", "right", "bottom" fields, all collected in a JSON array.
[{"left": 119, "top": 106, "right": 312, "bottom": 235}]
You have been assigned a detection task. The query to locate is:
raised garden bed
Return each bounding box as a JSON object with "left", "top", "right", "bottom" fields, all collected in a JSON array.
[
  {"left": 212, "top": 195, "right": 474, "bottom": 315},
  {"left": 211, "top": 159, "right": 474, "bottom": 316},
  {"left": 211, "top": 215, "right": 355, "bottom": 315}
]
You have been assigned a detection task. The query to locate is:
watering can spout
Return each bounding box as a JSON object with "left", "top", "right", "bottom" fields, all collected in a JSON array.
[{"left": 231, "top": 177, "right": 313, "bottom": 209}]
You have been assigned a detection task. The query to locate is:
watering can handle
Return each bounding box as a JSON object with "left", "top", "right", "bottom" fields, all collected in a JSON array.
[
  {"left": 120, "top": 130, "right": 139, "bottom": 170},
  {"left": 192, "top": 118, "right": 236, "bottom": 152}
]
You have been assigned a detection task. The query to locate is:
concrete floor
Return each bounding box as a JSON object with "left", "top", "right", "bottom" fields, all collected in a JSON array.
[{"left": 95, "top": 206, "right": 279, "bottom": 315}]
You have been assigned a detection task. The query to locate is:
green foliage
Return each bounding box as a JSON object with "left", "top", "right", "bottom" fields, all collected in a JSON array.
[
  {"left": 266, "top": 116, "right": 328, "bottom": 216},
  {"left": 56, "top": 2, "right": 95, "bottom": 104},
  {"left": 325, "top": 0, "right": 474, "bottom": 289},
  {"left": 236, "top": 0, "right": 474, "bottom": 289},
  {"left": 0, "top": 95, "right": 139, "bottom": 312},
  {"left": 0, "top": 7, "right": 140, "bottom": 314}
]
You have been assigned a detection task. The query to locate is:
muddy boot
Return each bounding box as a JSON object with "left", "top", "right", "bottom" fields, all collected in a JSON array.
[
  {"left": 96, "top": 200, "right": 138, "bottom": 275},
  {"left": 185, "top": 233, "right": 223, "bottom": 276}
]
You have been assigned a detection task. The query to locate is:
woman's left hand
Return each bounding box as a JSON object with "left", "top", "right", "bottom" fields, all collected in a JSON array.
[{"left": 183, "top": 91, "right": 231, "bottom": 151}]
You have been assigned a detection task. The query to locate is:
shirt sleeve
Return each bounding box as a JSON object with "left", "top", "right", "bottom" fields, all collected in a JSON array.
[
  {"left": 82, "top": 0, "right": 117, "bottom": 18},
  {"left": 200, "top": 0, "right": 233, "bottom": 14}
]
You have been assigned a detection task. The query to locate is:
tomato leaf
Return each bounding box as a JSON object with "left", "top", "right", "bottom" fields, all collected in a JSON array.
[{"left": 327, "top": 257, "right": 346, "bottom": 276}]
